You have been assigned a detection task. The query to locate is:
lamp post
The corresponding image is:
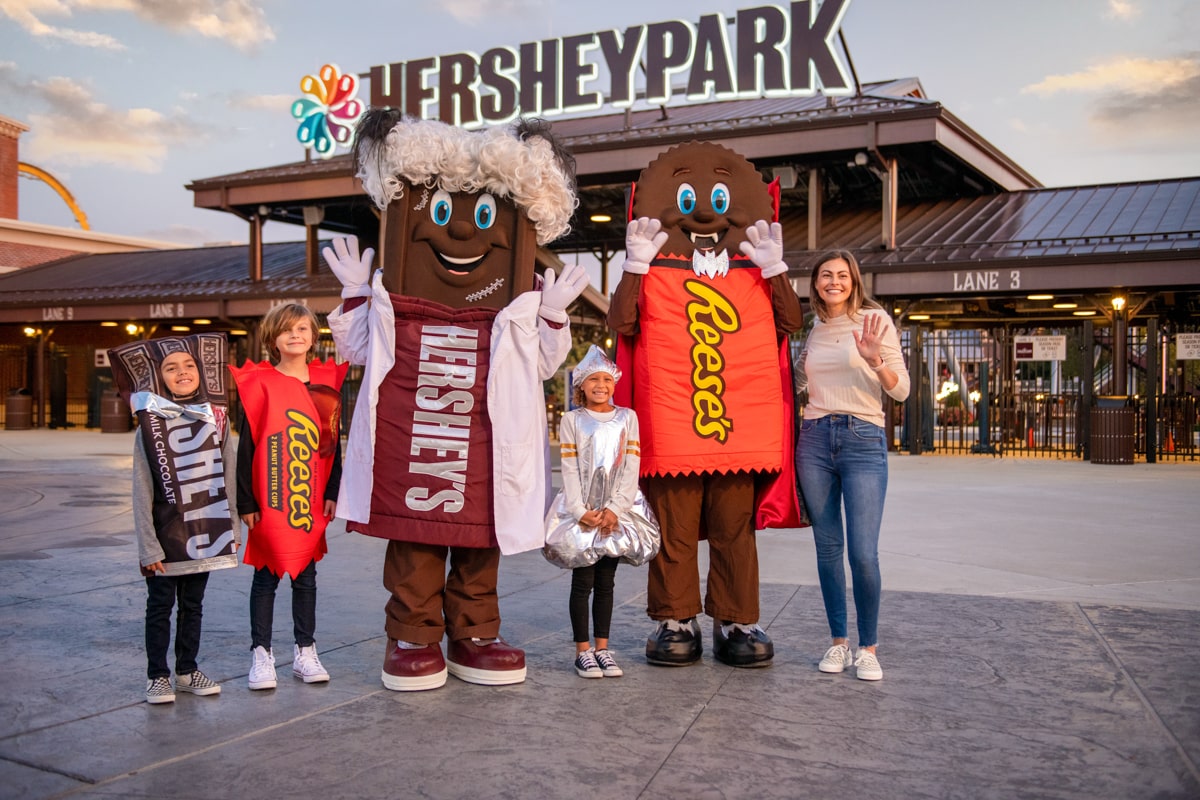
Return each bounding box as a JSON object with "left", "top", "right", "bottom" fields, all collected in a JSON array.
[{"left": 1111, "top": 295, "right": 1127, "bottom": 396}]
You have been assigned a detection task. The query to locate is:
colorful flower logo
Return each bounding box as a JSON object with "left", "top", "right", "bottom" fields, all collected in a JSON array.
[{"left": 291, "top": 64, "right": 364, "bottom": 159}]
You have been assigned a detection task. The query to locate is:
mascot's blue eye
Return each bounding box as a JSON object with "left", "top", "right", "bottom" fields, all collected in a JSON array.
[
  {"left": 711, "top": 183, "right": 730, "bottom": 214},
  {"left": 431, "top": 189, "right": 452, "bottom": 226},
  {"left": 677, "top": 183, "right": 696, "bottom": 215},
  {"left": 474, "top": 194, "right": 496, "bottom": 230}
]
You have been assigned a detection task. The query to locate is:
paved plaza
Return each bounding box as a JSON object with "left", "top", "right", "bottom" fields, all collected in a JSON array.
[{"left": 0, "top": 429, "right": 1197, "bottom": 799}]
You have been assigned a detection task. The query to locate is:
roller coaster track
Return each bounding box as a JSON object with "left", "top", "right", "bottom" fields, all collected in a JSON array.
[{"left": 17, "top": 162, "right": 90, "bottom": 230}]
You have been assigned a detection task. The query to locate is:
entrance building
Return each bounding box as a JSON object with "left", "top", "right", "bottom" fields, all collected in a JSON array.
[{"left": 2, "top": 74, "right": 1197, "bottom": 459}]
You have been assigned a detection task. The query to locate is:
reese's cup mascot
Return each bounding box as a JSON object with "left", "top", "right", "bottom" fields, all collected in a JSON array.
[
  {"left": 608, "top": 141, "right": 805, "bottom": 668},
  {"left": 322, "top": 110, "right": 586, "bottom": 691},
  {"left": 109, "top": 333, "right": 240, "bottom": 575}
]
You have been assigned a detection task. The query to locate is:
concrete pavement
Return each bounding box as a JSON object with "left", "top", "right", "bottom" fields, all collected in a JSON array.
[{"left": 1, "top": 429, "right": 1197, "bottom": 798}]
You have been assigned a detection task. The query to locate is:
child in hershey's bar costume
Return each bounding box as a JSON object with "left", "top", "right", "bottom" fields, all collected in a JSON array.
[
  {"left": 543, "top": 345, "right": 659, "bottom": 679},
  {"left": 323, "top": 110, "right": 587, "bottom": 691},
  {"left": 230, "top": 303, "right": 347, "bottom": 690},
  {"left": 108, "top": 335, "right": 240, "bottom": 704}
]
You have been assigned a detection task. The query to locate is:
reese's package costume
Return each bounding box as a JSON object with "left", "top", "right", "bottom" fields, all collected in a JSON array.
[
  {"left": 608, "top": 141, "right": 805, "bottom": 668},
  {"left": 228, "top": 359, "right": 348, "bottom": 579},
  {"left": 325, "top": 111, "right": 584, "bottom": 691}
]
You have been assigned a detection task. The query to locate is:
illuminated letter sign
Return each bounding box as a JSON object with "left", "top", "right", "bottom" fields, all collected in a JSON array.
[{"left": 367, "top": 2, "right": 853, "bottom": 127}]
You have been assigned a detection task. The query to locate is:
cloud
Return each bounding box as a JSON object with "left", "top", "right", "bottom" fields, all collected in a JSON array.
[
  {"left": 3, "top": 70, "right": 217, "bottom": 172},
  {"left": 1022, "top": 55, "right": 1200, "bottom": 96},
  {"left": 1092, "top": 73, "right": 1200, "bottom": 133},
  {"left": 1104, "top": 0, "right": 1141, "bottom": 21},
  {"left": 0, "top": 0, "right": 126, "bottom": 49},
  {"left": 0, "top": 0, "right": 274, "bottom": 52}
]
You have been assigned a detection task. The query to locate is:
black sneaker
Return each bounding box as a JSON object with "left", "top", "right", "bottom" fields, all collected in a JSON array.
[
  {"left": 594, "top": 649, "right": 623, "bottom": 677},
  {"left": 574, "top": 649, "right": 602, "bottom": 678}
]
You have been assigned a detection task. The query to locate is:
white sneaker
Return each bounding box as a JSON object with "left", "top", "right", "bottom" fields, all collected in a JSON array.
[
  {"left": 293, "top": 643, "right": 330, "bottom": 683},
  {"left": 818, "top": 642, "right": 853, "bottom": 673},
  {"left": 248, "top": 645, "right": 277, "bottom": 690},
  {"left": 854, "top": 648, "right": 883, "bottom": 681}
]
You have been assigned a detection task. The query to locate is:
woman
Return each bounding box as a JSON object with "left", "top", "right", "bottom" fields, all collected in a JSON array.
[{"left": 796, "top": 250, "right": 910, "bottom": 681}]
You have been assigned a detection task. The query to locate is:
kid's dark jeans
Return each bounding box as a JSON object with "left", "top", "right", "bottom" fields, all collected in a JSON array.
[{"left": 145, "top": 572, "right": 210, "bottom": 679}]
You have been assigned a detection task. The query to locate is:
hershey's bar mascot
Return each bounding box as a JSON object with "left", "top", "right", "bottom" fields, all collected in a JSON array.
[
  {"left": 608, "top": 141, "right": 805, "bottom": 668},
  {"left": 324, "top": 110, "right": 586, "bottom": 691}
]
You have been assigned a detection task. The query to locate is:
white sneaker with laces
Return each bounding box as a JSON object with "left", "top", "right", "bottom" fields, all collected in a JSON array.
[
  {"left": 854, "top": 648, "right": 883, "bottom": 681},
  {"left": 594, "top": 649, "right": 623, "bottom": 677},
  {"left": 248, "top": 645, "right": 277, "bottom": 690},
  {"left": 818, "top": 642, "right": 853, "bottom": 673},
  {"left": 293, "top": 643, "right": 330, "bottom": 683}
]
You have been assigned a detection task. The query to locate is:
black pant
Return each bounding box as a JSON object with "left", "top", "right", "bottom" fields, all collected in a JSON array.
[
  {"left": 569, "top": 557, "right": 619, "bottom": 644},
  {"left": 250, "top": 560, "right": 317, "bottom": 650},
  {"left": 145, "top": 572, "right": 210, "bottom": 680}
]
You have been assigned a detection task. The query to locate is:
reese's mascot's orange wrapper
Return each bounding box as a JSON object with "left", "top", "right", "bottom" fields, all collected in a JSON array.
[
  {"left": 634, "top": 255, "right": 785, "bottom": 478},
  {"left": 230, "top": 360, "right": 348, "bottom": 578},
  {"left": 108, "top": 334, "right": 239, "bottom": 576}
]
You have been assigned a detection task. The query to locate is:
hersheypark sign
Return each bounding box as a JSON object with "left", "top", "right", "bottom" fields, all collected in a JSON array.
[{"left": 367, "top": 1, "right": 853, "bottom": 128}]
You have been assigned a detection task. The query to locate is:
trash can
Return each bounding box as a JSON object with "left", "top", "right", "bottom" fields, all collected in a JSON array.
[
  {"left": 100, "top": 390, "right": 132, "bottom": 433},
  {"left": 5, "top": 388, "right": 33, "bottom": 430},
  {"left": 1090, "top": 396, "right": 1135, "bottom": 464}
]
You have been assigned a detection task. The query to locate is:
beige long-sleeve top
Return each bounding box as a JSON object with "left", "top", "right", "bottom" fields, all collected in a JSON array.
[{"left": 795, "top": 310, "right": 911, "bottom": 427}]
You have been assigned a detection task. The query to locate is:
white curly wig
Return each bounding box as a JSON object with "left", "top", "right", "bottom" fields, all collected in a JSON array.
[{"left": 355, "top": 113, "right": 577, "bottom": 246}]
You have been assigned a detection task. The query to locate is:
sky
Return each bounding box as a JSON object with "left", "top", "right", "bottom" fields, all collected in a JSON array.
[{"left": 2, "top": 0, "right": 1199, "bottom": 250}]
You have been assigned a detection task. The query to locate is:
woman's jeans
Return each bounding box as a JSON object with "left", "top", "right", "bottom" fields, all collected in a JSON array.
[
  {"left": 797, "top": 414, "right": 888, "bottom": 647},
  {"left": 251, "top": 560, "right": 317, "bottom": 650}
]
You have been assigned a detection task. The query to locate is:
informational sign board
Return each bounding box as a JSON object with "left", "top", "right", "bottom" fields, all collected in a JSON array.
[
  {"left": 1014, "top": 335, "right": 1066, "bottom": 362},
  {"left": 1177, "top": 333, "right": 1200, "bottom": 360}
]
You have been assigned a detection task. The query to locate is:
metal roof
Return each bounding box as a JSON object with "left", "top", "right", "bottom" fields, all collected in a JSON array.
[
  {"left": 784, "top": 177, "right": 1200, "bottom": 271},
  {"left": 0, "top": 242, "right": 338, "bottom": 308}
]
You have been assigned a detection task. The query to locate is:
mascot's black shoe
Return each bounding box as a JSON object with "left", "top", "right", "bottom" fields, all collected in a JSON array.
[
  {"left": 713, "top": 621, "right": 774, "bottom": 668},
  {"left": 646, "top": 617, "right": 702, "bottom": 666}
]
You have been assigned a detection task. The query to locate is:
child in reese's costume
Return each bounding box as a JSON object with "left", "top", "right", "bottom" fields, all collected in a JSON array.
[
  {"left": 230, "top": 303, "right": 347, "bottom": 690},
  {"left": 322, "top": 110, "right": 586, "bottom": 691},
  {"left": 543, "top": 345, "right": 659, "bottom": 679},
  {"left": 108, "top": 334, "right": 240, "bottom": 705}
]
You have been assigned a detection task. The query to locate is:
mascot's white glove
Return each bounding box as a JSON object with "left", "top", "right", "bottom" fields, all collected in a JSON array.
[
  {"left": 321, "top": 235, "right": 375, "bottom": 298},
  {"left": 539, "top": 263, "right": 590, "bottom": 324},
  {"left": 739, "top": 220, "right": 788, "bottom": 279},
  {"left": 621, "top": 217, "right": 668, "bottom": 275}
]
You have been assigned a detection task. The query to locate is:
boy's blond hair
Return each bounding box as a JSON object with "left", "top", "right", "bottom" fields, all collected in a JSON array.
[{"left": 259, "top": 303, "right": 320, "bottom": 364}]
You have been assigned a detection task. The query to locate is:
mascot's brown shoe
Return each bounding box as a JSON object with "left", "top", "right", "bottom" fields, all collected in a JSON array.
[
  {"left": 713, "top": 621, "right": 774, "bottom": 668},
  {"left": 382, "top": 640, "right": 447, "bottom": 691},
  {"left": 447, "top": 637, "right": 527, "bottom": 685},
  {"left": 645, "top": 617, "right": 702, "bottom": 666}
]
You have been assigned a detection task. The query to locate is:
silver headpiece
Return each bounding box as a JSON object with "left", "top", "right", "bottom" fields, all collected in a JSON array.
[{"left": 572, "top": 345, "right": 621, "bottom": 387}]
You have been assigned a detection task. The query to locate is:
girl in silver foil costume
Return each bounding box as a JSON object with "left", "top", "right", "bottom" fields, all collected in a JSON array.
[{"left": 544, "top": 346, "right": 659, "bottom": 678}]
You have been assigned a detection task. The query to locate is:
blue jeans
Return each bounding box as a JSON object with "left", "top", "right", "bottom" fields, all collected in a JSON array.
[{"left": 797, "top": 414, "right": 888, "bottom": 647}]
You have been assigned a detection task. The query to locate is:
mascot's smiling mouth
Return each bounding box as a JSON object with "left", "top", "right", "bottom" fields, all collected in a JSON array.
[{"left": 435, "top": 251, "right": 486, "bottom": 275}]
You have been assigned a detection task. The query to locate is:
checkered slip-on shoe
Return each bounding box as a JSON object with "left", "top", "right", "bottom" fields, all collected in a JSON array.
[
  {"left": 176, "top": 669, "right": 221, "bottom": 695},
  {"left": 145, "top": 676, "right": 175, "bottom": 704}
]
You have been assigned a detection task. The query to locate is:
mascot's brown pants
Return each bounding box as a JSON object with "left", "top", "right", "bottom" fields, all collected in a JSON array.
[
  {"left": 383, "top": 541, "right": 501, "bottom": 645},
  {"left": 643, "top": 471, "right": 760, "bottom": 624}
]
